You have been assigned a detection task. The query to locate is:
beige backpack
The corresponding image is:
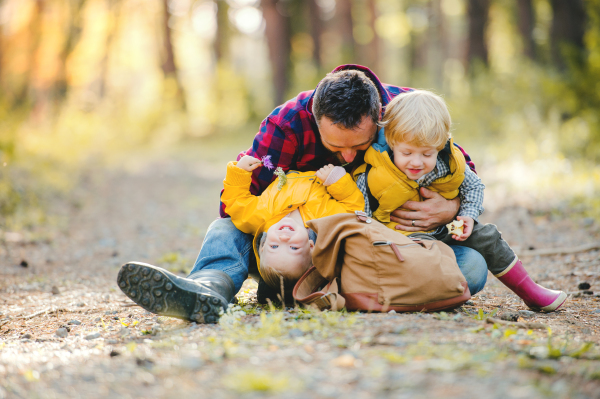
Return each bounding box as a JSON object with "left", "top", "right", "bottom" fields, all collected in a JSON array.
[{"left": 293, "top": 211, "right": 470, "bottom": 312}]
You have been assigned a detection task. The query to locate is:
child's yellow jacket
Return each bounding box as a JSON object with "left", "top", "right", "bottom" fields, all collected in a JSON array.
[
  {"left": 354, "top": 131, "right": 466, "bottom": 234},
  {"left": 221, "top": 162, "right": 365, "bottom": 262}
]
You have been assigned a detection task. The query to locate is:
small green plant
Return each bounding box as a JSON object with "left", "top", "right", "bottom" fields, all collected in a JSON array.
[
  {"left": 382, "top": 352, "right": 408, "bottom": 364},
  {"left": 503, "top": 328, "right": 518, "bottom": 339},
  {"left": 434, "top": 311, "right": 450, "bottom": 320},
  {"left": 253, "top": 311, "right": 285, "bottom": 338},
  {"left": 471, "top": 308, "right": 498, "bottom": 321},
  {"left": 546, "top": 329, "right": 594, "bottom": 359},
  {"left": 222, "top": 369, "right": 301, "bottom": 393}
]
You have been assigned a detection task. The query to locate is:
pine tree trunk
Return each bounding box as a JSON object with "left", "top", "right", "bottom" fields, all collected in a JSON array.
[
  {"left": 337, "top": 0, "right": 355, "bottom": 64},
  {"left": 517, "top": 0, "right": 535, "bottom": 60},
  {"left": 307, "top": 0, "right": 322, "bottom": 70},
  {"left": 550, "top": 0, "right": 586, "bottom": 70},
  {"left": 214, "top": 0, "right": 230, "bottom": 63},
  {"left": 261, "top": 0, "right": 291, "bottom": 105},
  {"left": 466, "top": 0, "right": 490, "bottom": 69},
  {"left": 54, "top": 0, "right": 88, "bottom": 102},
  {"left": 360, "top": 0, "right": 379, "bottom": 73},
  {"left": 0, "top": 9, "right": 3, "bottom": 91},
  {"left": 13, "top": 0, "right": 44, "bottom": 108},
  {"left": 98, "top": 0, "right": 121, "bottom": 99},
  {"left": 428, "top": 0, "right": 445, "bottom": 89},
  {"left": 160, "top": 0, "right": 187, "bottom": 111}
]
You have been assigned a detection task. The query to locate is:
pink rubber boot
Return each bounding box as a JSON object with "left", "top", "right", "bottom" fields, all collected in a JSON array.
[{"left": 495, "top": 260, "right": 567, "bottom": 312}]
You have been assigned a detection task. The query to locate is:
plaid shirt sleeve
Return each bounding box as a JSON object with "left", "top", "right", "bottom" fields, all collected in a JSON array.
[
  {"left": 219, "top": 117, "right": 299, "bottom": 218},
  {"left": 458, "top": 167, "right": 485, "bottom": 221}
]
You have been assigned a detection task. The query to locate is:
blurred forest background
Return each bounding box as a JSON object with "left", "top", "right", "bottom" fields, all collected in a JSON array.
[{"left": 0, "top": 0, "right": 599, "bottom": 234}]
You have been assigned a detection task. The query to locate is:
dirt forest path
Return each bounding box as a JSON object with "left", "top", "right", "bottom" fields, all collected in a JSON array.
[{"left": 1, "top": 152, "right": 600, "bottom": 399}]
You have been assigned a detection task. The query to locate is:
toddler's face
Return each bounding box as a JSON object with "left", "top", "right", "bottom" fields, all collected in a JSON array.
[
  {"left": 391, "top": 141, "right": 439, "bottom": 181},
  {"left": 262, "top": 216, "right": 314, "bottom": 278}
]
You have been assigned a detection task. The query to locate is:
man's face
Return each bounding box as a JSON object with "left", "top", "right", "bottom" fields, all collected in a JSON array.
[{"left": 318, "top": 115, "right": 378, "bottom": 164}]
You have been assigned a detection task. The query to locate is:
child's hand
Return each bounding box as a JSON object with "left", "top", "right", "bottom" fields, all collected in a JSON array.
[
  {"left": 236, "top": 155, "right": 262, "bottom": 172},
  {"left": 452, "top": 216, "right": 474, "bottom": 241},
  {"left": 316, "top": 164, "right": 335, "bottom": 182}
]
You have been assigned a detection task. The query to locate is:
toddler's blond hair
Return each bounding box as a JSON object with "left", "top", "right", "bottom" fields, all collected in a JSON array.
[{"left": 382, "top": 90, "right": 451, "bottom": 150}]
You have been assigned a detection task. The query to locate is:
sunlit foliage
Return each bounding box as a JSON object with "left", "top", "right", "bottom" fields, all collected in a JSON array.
[{"left": 0, "top": 0, "right": 598, "bottom": 227}]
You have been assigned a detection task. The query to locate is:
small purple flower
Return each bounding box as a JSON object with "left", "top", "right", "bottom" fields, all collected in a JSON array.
[{"left": 261, "top": 155, "right": 274, "bottom": 170}]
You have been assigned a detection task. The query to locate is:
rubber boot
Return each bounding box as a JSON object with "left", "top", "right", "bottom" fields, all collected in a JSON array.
[
  {"left": 117, "top": 262, "right": 235, "bottom": 324},
  {"left": 495, "top": 260, "right": 567, "bottom": 312}
]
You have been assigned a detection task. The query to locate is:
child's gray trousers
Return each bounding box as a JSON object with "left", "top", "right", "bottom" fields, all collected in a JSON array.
[{"left": 410, "top": 223, "right": 516, "bottom": 275}]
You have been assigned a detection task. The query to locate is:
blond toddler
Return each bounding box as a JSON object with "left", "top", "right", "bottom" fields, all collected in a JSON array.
[
  {"left": 356, "top": 90, "right": 566, "bottom": 312},
  {"left": 221, "top": 156, "right": 364, "bottom": 290}
]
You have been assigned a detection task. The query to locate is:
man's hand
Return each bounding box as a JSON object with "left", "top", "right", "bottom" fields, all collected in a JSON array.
[
  {"left": 451, "top": 216, "right": 474, "bottom": 241},
  {"left": 236, "top": 155, "right": 262, "bottom": 172},
  {"left": 316, "top": 164, "right": 335, "bottom": 182},
  {"left": 390, "top": 187, "right": 460, "bottom": 232}
]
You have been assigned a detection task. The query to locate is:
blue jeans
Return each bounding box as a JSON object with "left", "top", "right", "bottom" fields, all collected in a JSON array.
[
  {"left": 189, "top": 218, "right": 488, "bottom": 296},
  {"left": 450, "top": 245, "right": 488, "bottom": 295}
]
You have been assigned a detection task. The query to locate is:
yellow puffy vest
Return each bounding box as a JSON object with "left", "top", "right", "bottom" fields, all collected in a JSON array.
[{"left": 355, "top": 137, "right": 466, "bottom": 234}]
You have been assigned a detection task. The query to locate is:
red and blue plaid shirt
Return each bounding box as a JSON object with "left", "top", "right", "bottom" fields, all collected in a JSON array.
[{"left": 220, "top": 65, "right": 476, "bottom": 217}]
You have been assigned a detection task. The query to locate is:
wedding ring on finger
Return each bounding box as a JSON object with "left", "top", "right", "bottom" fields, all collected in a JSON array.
[{"left": 411, "top": 220, "right": 415, "bottom": 227}]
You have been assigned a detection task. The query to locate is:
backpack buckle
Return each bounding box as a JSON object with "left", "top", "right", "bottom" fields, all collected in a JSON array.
[
  {"left": 355, "top": 211, "right": 372, "bottom": 223},
  {"left": 312, "top": 292, "right": 335, "bottom": 310}
]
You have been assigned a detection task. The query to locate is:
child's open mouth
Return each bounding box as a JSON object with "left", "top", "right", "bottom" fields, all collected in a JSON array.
[{"left": 279, "top": 225, "right": 295, "bottom": 231}]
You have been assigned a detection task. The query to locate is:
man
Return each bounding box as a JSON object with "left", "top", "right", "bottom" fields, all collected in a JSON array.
[{"left": 117, "top": 65, "right": 488, "bottom": 323}]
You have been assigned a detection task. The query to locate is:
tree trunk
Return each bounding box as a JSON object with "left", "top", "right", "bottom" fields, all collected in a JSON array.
[
  {"left": 214, "top": 0, "right": 230, "bottom": 63},
  {"left": 466, "top": 0, "right": 490, "bottom": 69},
  {"left": 358, "top": 0, "right": 379, "bottom": 73},
  {"left": 337, "top": 0, "right": 355, "bottom": 64},
  {"left": 549, "top": 0, "right": 586, "bottom": 70},
  {"left": 0, "top": 9, "right": 3, "bottom": 91},
  {"left": 307, "top": 0, "right": 322, "bottom": 70},
  {"left": 517, "top": 0, "right": 535, "bottom": 60},
  {"left": 98, "top": 0, "right": 121, "bottom": 99},
  {"left": 12, "top": 0, "right": 44, "bottom": 108},
  {"left": 428, "top": 0, "right": 445, "bottom": 89},
  {"left": 261, "top": 0, "right": 291, "bottom": 105},
  {"left": 54, "top": 0, "right": 88, "bottom": 102},
  {"left": 160, "top": 0, "right": 187, "bottom": 111}
]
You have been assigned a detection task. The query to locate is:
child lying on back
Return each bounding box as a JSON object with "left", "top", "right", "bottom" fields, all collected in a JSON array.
[
  {"left": 221, "top": 156, "right": 364, "bottom": 290},
  {"left": 357, "top": 90, "right": 567, "bottom": 312}
]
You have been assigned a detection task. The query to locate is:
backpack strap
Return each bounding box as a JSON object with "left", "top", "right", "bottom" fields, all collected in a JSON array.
[
  {"left": 293, "top": 267, "right": 345, "bottom": 311},
  {"left": 438, "top": 139, "right": 452, "bottom": 169}
]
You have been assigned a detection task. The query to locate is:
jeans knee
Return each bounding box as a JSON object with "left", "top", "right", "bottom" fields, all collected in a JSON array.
[
  {"left": 190, "top": 218, "right": 254, "bottom": 294},
  {"left": 199, "top": 218, "right": 253, "bottom": 256},
  {"left": 451, "top": 246, "right": 488, "bottom": 295},
  {"left": 205, "top": 218, "right": 245, "bottom": 239}
]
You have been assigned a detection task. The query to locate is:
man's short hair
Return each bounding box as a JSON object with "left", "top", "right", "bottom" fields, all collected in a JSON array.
[
  {"left": 312, "top": 70, "right": 381, "bottom": 129},
  {"left": 382, "top": 90, "right": 451, "bottom": 150}
]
